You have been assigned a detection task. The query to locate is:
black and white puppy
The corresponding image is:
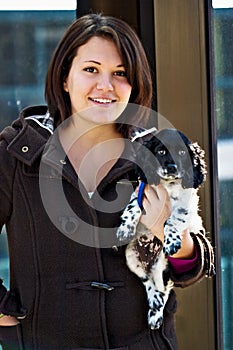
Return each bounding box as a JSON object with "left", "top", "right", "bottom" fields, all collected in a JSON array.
[{"left": 116, "top": 128, "right": 207, "bottom": 329}]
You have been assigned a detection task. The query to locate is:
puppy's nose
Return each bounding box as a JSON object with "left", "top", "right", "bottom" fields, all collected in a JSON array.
[{"left": 167, "top": 164, "right": 177, "bottom": 174}]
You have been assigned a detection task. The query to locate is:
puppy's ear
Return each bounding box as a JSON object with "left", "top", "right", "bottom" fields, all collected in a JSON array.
[
  {"left": 135, "top": 138, "right": 161, "bottom": 185},
  {"left": 188, "top": 142, "right": 207, "bottom": 189},
  {"left": 134, "top": 164, "right": 160, "bottom": 185},
  {"left": 134, "top": 164, "right": 147, "bottom": 183}
]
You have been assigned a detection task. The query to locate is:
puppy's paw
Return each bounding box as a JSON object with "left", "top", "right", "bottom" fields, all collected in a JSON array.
[
  {"left": 116, "top": 196, "right": 141, "bottom": 241},
  {"left": 116, "top": 224, "right": 137, "bottom": 241},
  {"left": 163, "top": 225, "right": 182, "bottom": 256},
  {"left": 146, "top": 289, "right": 165, "bottom": 329},
  {"left": 148, "top": 309, "right": 163, "bottom": 329},
  {"left": 163, "top": 242, "right": 181, "bottom": 256}
]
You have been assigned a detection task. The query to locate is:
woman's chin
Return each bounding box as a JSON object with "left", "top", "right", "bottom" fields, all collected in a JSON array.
[{"left": 74, "top": 105, "right": 126, "bottom": 125}]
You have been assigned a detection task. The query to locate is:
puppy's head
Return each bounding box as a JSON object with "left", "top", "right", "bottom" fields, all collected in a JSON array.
[{"left": 135, "top": 128, "right": 207, "bottom": 189}]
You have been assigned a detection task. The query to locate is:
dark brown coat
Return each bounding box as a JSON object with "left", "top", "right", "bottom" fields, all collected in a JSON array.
[{"left": 0, "top": 106, "right": 214, "bottom": 350}]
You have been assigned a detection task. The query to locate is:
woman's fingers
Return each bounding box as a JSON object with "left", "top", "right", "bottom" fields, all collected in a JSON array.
[{"left": 139, "top": 184, "right": 171, "bottom": 241}]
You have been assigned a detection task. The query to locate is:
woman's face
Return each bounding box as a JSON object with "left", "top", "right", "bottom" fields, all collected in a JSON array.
[{"left": 63, "top": 36, "right": 132, "bottom": 125}]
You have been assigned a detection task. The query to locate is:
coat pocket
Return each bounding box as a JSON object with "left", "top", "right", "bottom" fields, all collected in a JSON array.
[{"left": 0, "top": 324, "right": 24, "bottom": 350}]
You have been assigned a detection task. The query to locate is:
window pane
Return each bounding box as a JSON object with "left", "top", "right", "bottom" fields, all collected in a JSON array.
[
  {"left": 213, "top": 6, "right": 233, "bottom": 350},
  {"left": 0, "top": 10, "right": 76, "bottom": 130},
  {"left": 0, "top": 9, "right": 75, "bottom": 289}
]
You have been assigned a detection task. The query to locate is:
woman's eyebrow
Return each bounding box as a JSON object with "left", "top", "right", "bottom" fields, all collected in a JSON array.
[
  {"left": 84, "top": 60, "right": 124, "bottom": 67},
  {"left": 84, "top": 60, "right": 101, "bottom": 65}
]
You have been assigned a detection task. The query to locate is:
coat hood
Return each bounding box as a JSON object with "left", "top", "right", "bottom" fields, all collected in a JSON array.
[{"left": 0, "top": 106, "right": 53, "bottom": 166}]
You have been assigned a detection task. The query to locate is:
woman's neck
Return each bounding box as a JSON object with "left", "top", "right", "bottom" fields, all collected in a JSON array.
[
  {"left": 60, "top": 117, "right": 121, "bottom": 152},
  {"left": 59, "top": 120, "right": 125, "bottom": 192}
]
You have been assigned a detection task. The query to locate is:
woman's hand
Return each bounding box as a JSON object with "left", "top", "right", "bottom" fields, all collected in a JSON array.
[
  {"left": 139, "top": 184, "right": 195, "bottom": 259},
  {"left": 139, "top": 184, "right": 171, "bottom": 243},
  {"left": 0, "top": 315, "right": 19, "bottom": 326},
  {"left": 170, "top": 228, "right": 195, "bottom": 259}
]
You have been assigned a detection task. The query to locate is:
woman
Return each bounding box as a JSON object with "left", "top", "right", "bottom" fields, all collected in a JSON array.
[{"left": 0, "top": 13, "right": 214, "bottom": 350}]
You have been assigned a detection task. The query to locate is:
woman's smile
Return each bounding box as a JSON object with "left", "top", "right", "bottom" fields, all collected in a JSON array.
[{"left": 88, "top": 96, "right": 117, "bottom": 106}]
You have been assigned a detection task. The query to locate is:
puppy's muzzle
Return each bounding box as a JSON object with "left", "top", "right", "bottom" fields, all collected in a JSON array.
[
  {"left": 166, "top": 163, "right": 178, "bottom": 175},
  {"left": 158, "top": 163, "right": 184, "bottom": 180}
]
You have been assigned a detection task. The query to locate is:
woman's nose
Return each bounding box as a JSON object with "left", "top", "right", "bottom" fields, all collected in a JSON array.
[{"left": 96, "top": 74, "right": 114, "bottom": 91}]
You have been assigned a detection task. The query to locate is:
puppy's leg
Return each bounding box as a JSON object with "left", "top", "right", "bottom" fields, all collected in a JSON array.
[
  {"left": 147, "top": 253, "right": 174, "bottom": 329},
  {"left": 126, "top": 242, "right": 161, "bottom": 328},
  {"left": 126, "top": 242, "right": 173, "bottom": 329},
  {"left": 163, "top": 206, "right": 190, "bottom": 256},
  {"left": 116, "top": 192, "right": 142, "bottom": 241}
]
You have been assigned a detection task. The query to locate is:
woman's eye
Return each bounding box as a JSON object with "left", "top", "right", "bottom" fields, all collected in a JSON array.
[
  {"left": 114, "top": 71, "right": 126, "bottom": 77},
  {"left": 84, "top": 67, "right": 97, "bottom": 73}
]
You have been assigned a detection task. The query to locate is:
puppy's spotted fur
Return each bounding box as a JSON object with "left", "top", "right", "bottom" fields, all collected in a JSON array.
[{"left": 117, "top": 128, "right": 207, "bottom": 329}]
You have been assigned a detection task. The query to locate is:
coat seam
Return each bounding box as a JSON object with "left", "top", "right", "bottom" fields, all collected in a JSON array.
[{"left": 17, "top": 169, "right": 41, "bottom": 350}]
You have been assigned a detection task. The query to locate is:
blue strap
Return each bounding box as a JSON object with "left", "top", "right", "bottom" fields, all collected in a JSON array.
[{"left": 137, "top": 182, "right": 146, "bottom": 210}]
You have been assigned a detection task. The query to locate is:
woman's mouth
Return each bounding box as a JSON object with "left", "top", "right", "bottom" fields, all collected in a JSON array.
[{"left": 89, "top": 97, "right": 116, "bottom": 105}]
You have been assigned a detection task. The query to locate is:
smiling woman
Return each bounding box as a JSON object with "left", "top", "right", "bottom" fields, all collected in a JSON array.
[
  {"left": 45, "top": 13, "right": 152, "bottom": 129},
  {"left": 62, "top": 36, "right": 132, "bottom": 122}
]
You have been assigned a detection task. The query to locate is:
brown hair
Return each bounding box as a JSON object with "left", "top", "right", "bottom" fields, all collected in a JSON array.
[{"left": 45, "top": 13, "right": 153, "bottom": 135}]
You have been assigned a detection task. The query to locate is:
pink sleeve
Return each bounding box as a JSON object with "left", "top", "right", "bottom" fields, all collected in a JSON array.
[{"left": 167, "top": 246, "right": 198, "bottom": 274}]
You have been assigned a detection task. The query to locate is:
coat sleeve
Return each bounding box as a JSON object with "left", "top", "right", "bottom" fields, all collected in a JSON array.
[
  {"left": 0, "top": 139, "right": 16, "bottom": 231},
  {"left": 135, "top": 226, "right": 215, "bottom": 287},
  {"left": 0, "top": 138, "right": 17, "bottom": 303},
  {"left": 169, "top": 230, "right": 215, "bottom": 287}
]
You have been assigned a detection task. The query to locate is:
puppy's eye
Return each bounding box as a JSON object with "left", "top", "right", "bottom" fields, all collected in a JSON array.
[
  {"left": 179, "top": 150, "right": 186, "bottom": 156},
  {"left": 158, "top": 149, "right": 166, "bottom": 156}
]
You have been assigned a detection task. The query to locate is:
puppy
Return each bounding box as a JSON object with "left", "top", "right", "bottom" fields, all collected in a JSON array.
[{"left": 116, "top": 128, "right": 207, "bottom": 329}]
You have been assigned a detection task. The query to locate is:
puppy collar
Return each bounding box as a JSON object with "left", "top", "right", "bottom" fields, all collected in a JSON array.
[
  {"left": 131, "top": 127, "right": 156, "bottom": 209},
  {"left": 137, "top": 182, "right": 146, "bottom": 210}
]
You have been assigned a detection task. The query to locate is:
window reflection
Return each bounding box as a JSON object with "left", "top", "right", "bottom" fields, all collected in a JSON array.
[
  {"left": 213, "top": 7, "right": 233, "bottom": 350},
  {"left": 0, "top": 9, "right": 75, "bottom": 288},
  {"left": 0, "top": 11, "right": 75, "bottom": 130}
]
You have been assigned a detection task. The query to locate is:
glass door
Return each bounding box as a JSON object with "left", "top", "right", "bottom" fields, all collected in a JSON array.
[
  {"left": 212, "top": 1, "right": 233, "bottom": 349},
  {"left": 0, "top": 0, "right": 76, "bottom": 288}
]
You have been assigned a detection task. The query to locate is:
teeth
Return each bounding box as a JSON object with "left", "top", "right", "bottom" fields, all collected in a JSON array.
[{"left": 91, "top": 98, "right": 113, "bottom": 104}]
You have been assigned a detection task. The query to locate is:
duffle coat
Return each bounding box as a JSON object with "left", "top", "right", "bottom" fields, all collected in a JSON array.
[{"left": 0, "top": 106, "right": 214, "bottom": 350}]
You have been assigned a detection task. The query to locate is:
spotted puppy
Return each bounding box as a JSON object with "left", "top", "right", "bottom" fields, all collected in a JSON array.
[{"left": 117, "top": 128, "right": 207, "bottom": 329}]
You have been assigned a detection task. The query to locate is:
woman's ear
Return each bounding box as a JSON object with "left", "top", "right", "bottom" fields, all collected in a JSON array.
[{"left": 63, "top": 78, "right": 69, "bottom": 92}]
